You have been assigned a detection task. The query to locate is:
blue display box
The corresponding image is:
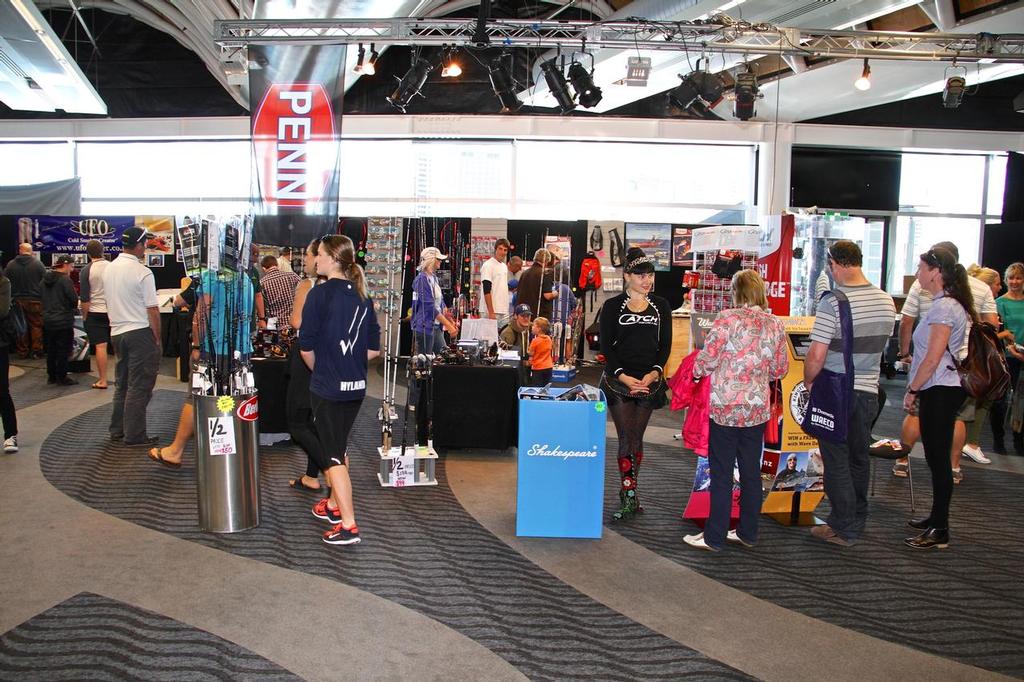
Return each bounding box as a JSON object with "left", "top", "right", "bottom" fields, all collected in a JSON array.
[
  {"left": 551, "top": 366, "right": 577, "bottom": 383},
  {"left": 516, "top": 388, "right": 607, "bottom": 538}
]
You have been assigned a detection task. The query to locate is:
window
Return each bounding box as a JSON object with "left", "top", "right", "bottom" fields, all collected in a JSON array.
[
  {"left": 887, "top": 216, "right": 981, "bottom": 293},
  {"left": 899, "top": 153, "right": 986, "bottom": 215},
  {"left": 0, "top": 142, "right": 75, "bottom": 185}
]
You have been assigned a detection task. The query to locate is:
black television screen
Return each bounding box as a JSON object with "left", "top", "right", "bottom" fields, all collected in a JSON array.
[{"left": 790, "top": 147, "right": 901, "bottom": 212}]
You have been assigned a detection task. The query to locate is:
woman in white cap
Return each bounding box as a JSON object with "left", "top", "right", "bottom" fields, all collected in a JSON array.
[{"left": 411, "top": 246, "right": 458, "bottom": 354}]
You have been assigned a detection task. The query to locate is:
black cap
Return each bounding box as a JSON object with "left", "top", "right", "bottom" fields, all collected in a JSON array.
[
  {"left": 53, "top": 255, "right": 74, "bottom": 267},
  {"left": 122, "top": 226, "right": 148, "bottom": 248}
]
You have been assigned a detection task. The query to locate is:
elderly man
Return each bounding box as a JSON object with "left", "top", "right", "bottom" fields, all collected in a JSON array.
[
  {"left": 4, "top": 243, "right": 46, "bottom": 358},
  {"left": 259, "top": 255, "right": 300, "bottom": 330},
  {"left": 106, "top": 227, "right": 161, "bottom": 446},
  {"left": 804, "top": 240, "right": 895, "bottom": 547}
]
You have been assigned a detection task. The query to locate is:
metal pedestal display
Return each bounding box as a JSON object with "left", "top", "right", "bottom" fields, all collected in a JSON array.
[{"left": 194, "top": 393, "right": 260, "bottom": 533}]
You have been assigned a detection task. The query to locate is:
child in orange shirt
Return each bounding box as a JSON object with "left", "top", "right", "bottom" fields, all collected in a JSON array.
[{"left": 528, "top": 316, "right": 554, "bottom": 386}]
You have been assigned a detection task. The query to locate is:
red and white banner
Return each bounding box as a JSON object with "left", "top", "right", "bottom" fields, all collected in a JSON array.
[
  {"left": 249, "top": 46, "right": 346, "bottom": 246},
  {"left": 758, "top": 214, "right": 795, "bottom": 316}
]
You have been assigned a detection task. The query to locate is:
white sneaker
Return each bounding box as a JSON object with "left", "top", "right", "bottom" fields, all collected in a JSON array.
[
  {"left": 683, "top": 532, "right": 719, "bottom": 551},
  {"left": 726, "top": 529, "right": 754, "bottom": 547},
  {"left": 3, "top": 436, "right": 17, "bottom": 453},
  {"left": 961, "top": 444, "right": 991, "bottom": 464}
]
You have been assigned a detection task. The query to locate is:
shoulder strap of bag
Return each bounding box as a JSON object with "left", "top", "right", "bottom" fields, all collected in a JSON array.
[{"left": 821, "top": 290, "right": 855, "bottom": 385}]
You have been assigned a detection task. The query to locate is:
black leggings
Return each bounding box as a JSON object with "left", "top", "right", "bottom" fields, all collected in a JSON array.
[
  {"left": 609, "top": 399, "right": 654, "bottom": 502},
  {"left": 0, "top": 347, "right": 16, "bottom": 439},
  {"left": 286, "top": 345, "right": 321, "bottom": 479},
  {"left": 310, "top": 394, "right": 363, "bottom": 471},
  {"left": 919, "top": 384, "right": 966, "bottom": 529}
]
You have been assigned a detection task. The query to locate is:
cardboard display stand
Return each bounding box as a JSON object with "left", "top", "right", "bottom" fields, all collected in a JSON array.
[{"left": 516, "top": 388, "right": 607, "bottom": 538}]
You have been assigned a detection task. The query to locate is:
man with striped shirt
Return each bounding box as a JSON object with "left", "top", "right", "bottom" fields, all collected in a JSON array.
[{"left": 804, "top": 240, "right": 896, "bottom": 546}]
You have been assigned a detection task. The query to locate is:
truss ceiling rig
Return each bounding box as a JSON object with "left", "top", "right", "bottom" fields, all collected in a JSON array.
[{"left": 215, "top": 17, "right": 1024, "bottom": 63}]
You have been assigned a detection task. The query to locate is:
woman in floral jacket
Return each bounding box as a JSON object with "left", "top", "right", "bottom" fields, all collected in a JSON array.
[{"left": 684, "top": 270, "right": 788, "bottom": 551}]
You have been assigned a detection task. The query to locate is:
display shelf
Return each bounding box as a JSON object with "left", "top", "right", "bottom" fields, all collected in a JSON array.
[{"left": 377, "top": 443, "right": 438, "bottom": 487}]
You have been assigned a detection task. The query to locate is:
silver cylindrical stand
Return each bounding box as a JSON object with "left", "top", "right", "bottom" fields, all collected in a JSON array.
[{"left": 193, "top": 393, "right": 260, "bottom": 532}]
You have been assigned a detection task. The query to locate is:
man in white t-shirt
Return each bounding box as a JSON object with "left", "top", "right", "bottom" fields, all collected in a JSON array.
[
  {"left": 105, "top": 227, "right": 161, "bottom": 446},
  {"left": 893, "top": 241, "right": 999, "bottom": 483},
  {"left": 479, "top": 238, "right": 510, "bottom": 324}
]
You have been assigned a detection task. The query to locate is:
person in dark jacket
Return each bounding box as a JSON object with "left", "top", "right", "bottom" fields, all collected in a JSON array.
[
  {"left": 515, "top": 248, "right": 557, "bottom": 320},
  {"left": 41, "top": 256, "right": 79, "bottom": 385},
  {"left": 0, "top": 272, "right": 19, "bottom": 452},
  {"left": 3, "top": 243, "right": 46, "bottom": 358}
]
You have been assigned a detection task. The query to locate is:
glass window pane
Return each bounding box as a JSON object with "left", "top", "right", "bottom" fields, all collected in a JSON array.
[
  {"left": 413, "top": 141, "right": 513, "bottom": 201},
  {"left": 515, "top": 141, "right": 753, "bottom": 208},
  {"left": 80, "top": 200, "right": 251, "bottom": 224},
  {"left": 78, "top": 141, "right": 250, "bottom": 199},
  {"left": 339, "top": 140, "right": 415, "bottom": 199},
  {"left": 887, "top": 216, "right": 981, "bottom": 293},
  {"left": 899, "top": 153, "right": 985, "bottom": 214},
  {"left": 986, "top": 154, "right": 1007, "bottom": 217},
  {"left": 0, "top": 142, "right": 74, "bottom": 185}
]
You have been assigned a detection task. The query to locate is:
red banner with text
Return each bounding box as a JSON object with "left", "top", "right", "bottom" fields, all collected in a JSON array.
[
  {"left": 249, "top": 45, "right": 346, "bottom": 246},
  {"left": 758, "top": 214, "right": 795, "bottom": 316}
]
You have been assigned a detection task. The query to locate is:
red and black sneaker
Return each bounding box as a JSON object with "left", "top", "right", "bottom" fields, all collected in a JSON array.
[
  {"left": 323, "top": 523, "right": 361, "bottom": 545},
  {"left": 311, "top": 498, "right": 341, "bottom": 524}
]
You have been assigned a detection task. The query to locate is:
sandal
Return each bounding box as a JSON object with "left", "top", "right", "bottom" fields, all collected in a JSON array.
[
  {"left": 289, "top": 476, "right": 322, "bottom": 492},
  {"left": 91, "top": 382, "right": 108, "bottom": 390},
  {"left": 148, "top": 447, "right": 182, "bottom": 469}
]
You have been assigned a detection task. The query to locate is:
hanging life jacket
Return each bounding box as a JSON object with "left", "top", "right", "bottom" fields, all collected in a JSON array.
[
  {"left": 578, "top": 253, "right": 602, "bottom": 291},
  {"left": 608, "top": 228, "right": 624, "bottom": 267},
  {"left": 590, "top": 224, "right": 604, "bottom": 252}
]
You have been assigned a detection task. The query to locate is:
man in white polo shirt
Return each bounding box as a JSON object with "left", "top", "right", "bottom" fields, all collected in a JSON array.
[{"left": 106, "top": 227, "right": 161, "bottom": 445}]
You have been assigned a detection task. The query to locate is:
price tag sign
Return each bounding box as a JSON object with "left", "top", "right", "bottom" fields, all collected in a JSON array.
[
  {"left": 389, "top": 454, "right": 416, "bottom": 487},
  {"left": 207, "top": 417, "right": 236, "bottom": 456}
]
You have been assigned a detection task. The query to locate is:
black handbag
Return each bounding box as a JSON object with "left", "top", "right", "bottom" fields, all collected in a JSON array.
[{"left": 800, "top": 290, "right": 853, "bottom": 443}]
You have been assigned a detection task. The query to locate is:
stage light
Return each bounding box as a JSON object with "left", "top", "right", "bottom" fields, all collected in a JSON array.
[
  {"left": 541, "top": 58, "right": 575, "bottom": 113},
  {"left": 854, "top": 58, "right": 871, "bottom": 91},
  {"left": 669, "top": 63, "right": 725, "bottom": 111},
  {"left": 567, "top": 60, "right": 602, "bottom": 108},
  {"left": 488, "top": 56, "right": 523, "bottom": 113},
  {"left": 732, "top": 67, "right": 759, "bottom": 120},
  {"left": 387, "top": 53, "right": 434, "bottom": 112},
  {"left": 354, "top": 43, "right": 365, "bottom": 73},
  {"left": 365, "top": 44, "right": 379, "bottom": 76},
  {"left": 441, "top": 48, "right": 462, "bottom": 78},
  {"left": 943, "top": 64, "right": 967, "bottom": 109},
  {"left": 625, "top": 56, "right": 651, "bottom": 87}
]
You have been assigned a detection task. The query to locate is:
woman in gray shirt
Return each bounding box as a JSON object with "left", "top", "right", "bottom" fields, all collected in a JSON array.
[{"left": 902, "top": 247, "right": 972, "bottom": 550}]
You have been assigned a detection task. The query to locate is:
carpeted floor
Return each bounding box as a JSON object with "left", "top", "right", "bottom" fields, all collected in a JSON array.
[
  {"left": 0, "top": 592, "right": 302, "bottom": 681},
  {"left": 37, "top": 390, "right": 750, "bottom": 682}
]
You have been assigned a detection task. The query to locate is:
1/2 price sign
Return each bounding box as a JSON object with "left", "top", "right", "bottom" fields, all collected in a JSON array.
[
  {"left": 207, "top": 417, "right": 236, "bottom": 456},
  {"left": 389, "top": 454, "right": 415, "bottom": 487}
]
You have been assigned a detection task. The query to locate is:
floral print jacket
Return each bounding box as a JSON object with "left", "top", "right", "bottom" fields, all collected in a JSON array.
[{"left": 693, "top": 306, "right": 789, "bottom": 427}]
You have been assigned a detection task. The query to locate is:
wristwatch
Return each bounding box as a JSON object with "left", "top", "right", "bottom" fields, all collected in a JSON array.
[{"left": 907, "top": 387, "right": 919, "bottom": 394}]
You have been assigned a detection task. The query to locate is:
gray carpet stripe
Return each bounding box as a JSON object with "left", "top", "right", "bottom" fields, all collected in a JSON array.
[
  {"left": 39, "top": 390, "right": 751, "bottom": 682},
  {"left": 601, "top": 439, "right": 1024, "bottom": 678},
  {"left": 0, "top": 592, "right": 302, "bottom": 681}
]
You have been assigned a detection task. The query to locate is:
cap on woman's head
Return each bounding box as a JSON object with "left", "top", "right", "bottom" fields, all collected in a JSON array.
[{"left": 420, "top": 246, "right": 448, "bottom": 262}]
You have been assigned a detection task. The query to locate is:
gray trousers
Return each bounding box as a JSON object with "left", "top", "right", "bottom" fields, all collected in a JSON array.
[{"left": 109, "top": 328, "right": 160, "bottom": 443}]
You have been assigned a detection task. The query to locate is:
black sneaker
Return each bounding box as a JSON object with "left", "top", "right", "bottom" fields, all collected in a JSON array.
[
  {"left": 124, "top": 436, "right": 159, "bottom": 446},
  {"left": 323, "top": 523, "right": 361, "bottom": 545},
  {"left": 56, "top": 377, "right": 78, "bottom": 386},
  {"left": 312, "top": 498, "right": 342, "bottom": 524}
]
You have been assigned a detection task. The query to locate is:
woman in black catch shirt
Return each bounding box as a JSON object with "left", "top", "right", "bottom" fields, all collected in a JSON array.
[
  {"left": 300, "top": 235, "right": 380, "bottom": 546},
  {"left": 599, "top": 248, "right": 672, "bottom": 521}
]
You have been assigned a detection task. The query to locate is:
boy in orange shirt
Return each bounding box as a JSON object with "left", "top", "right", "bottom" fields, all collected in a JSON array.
[{"left": 528, "top": 316, "right": 554, "bottom": 386}]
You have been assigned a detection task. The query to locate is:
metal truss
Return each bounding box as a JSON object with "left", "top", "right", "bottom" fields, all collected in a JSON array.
[{"left": 215, "top": 17, "right": 1024, "bottom": 63}]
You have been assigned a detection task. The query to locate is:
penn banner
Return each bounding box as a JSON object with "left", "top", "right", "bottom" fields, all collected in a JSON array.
[
  {"left": 248, "top": 45, "right": 346, "bottom": 247},
  {"left": 758, "top": 214, "right": 795, "bottom": 316}
]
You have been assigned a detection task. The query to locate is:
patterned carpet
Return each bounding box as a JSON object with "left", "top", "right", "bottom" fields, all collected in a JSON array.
[
  {"left": 604, "top": 441, "right": 1024, "bottom": 678},
  {"left": 39, "top": 390, "right": 750, "bottom": 682},
  {"left": 0, "top": 592, "right": 301, "bottom": 681}
]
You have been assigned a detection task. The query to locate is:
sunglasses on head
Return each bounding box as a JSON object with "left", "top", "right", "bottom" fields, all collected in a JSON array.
[{"left": 922, "top": 249, "right": 941, "bottom": 267}]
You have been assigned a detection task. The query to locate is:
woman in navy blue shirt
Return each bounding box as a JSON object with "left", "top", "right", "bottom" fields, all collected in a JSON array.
[{"left": 300, "top": 235, "right": 380, "bottom": 546}]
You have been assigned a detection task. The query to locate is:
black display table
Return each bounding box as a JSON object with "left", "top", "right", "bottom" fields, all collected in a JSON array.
[
  {"left": 251, "top": 357, "right": 288, "bottom": 433},
  {"left": 431, "top": 364, "right": 519, "bottom": 450}
]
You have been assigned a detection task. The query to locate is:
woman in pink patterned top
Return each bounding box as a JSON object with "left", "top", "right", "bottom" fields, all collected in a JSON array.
[{"left": 684, "top": 270, "right": 788, "bottom": 551}]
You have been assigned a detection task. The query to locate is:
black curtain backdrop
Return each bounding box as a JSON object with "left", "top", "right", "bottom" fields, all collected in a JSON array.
[
  {"left": 982, "top": 222, "right": 1024, "bottom": 288},
  {"left": 1001, "top": 152, "right": 1024, "bottom": 223}
]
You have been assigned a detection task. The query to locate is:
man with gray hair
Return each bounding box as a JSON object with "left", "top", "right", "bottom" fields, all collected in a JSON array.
[
  {"left": 4, "top": 243, "right": 46, "bottom": 358},
  {"left": 105, "top": 227, "right": 161, "bottom": 446}
]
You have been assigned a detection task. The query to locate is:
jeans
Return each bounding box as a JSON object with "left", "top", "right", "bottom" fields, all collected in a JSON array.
[
  {"left": 0, "top": 347, "right": 17, "bottom": 439},
  {"left": 414, "top": 328, "right": 447, "bottom": 355},
  {"left": 109, "top": 328, "right": 160, "bottom": 443},
  {"left": 919, "top": 384, "right": 966, "bottom": 529},
  {"left": 705, "top": 421, "right": 766, "bottom": 549},
  {"left": 818, "top": 390, "right": 877, "bottom": 542},
  {"left": 44, "top": 326, "right": 72, "bottom": 380}
]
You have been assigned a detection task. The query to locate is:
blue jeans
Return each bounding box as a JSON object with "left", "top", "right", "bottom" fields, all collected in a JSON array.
[
  {"left": 414, "top": 328, "right": 446, "bottom": 355},
  {"left": 705, "top": 420, "right": 766, "bottom": 550},
  {"left": 818, "top": 390, "right": 877, "bottom": 542}
]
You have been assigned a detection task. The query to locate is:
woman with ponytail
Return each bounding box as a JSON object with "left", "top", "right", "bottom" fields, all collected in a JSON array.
[
  {"left": 300, "top": 234, "right": 380, "bottom": 546},
  {"left": 599, "top": 247, "right": 672, "bottom": 521},
  {"left": 902, "top": 247, "right": 973, "bottom": 549}
]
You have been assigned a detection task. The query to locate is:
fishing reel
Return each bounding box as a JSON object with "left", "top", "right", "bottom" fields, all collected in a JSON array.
[{"left": 408, "top": 353, "right": 435, "bottom": 380}]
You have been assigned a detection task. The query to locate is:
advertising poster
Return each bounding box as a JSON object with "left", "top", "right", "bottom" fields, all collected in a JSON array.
[
  {"left": 139, "top": 215, "right": 175, "bottom": 256},
  {"left": 760, "top": 448, "right": 826, "bottom": 517},
  {"left": 779, "top": 316, "right": 820, "bottom": 452},
  {"left": 689, "top": 311, "right": 717, "bottom": 350},
  {"left": 682, "top": 456, "right": 742, "bottom": 522},
  {"left": 758, "top": 214, "right": 794, "bottom": 316},
  {"left": 671, "top": 227, "right": 692, "bottom": 266},
  {"left": 625, "top": 223, "right": 671, "bottom": 271},
  {"left": 18, "top": 215, "right": 175, "bottom": 258}
]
